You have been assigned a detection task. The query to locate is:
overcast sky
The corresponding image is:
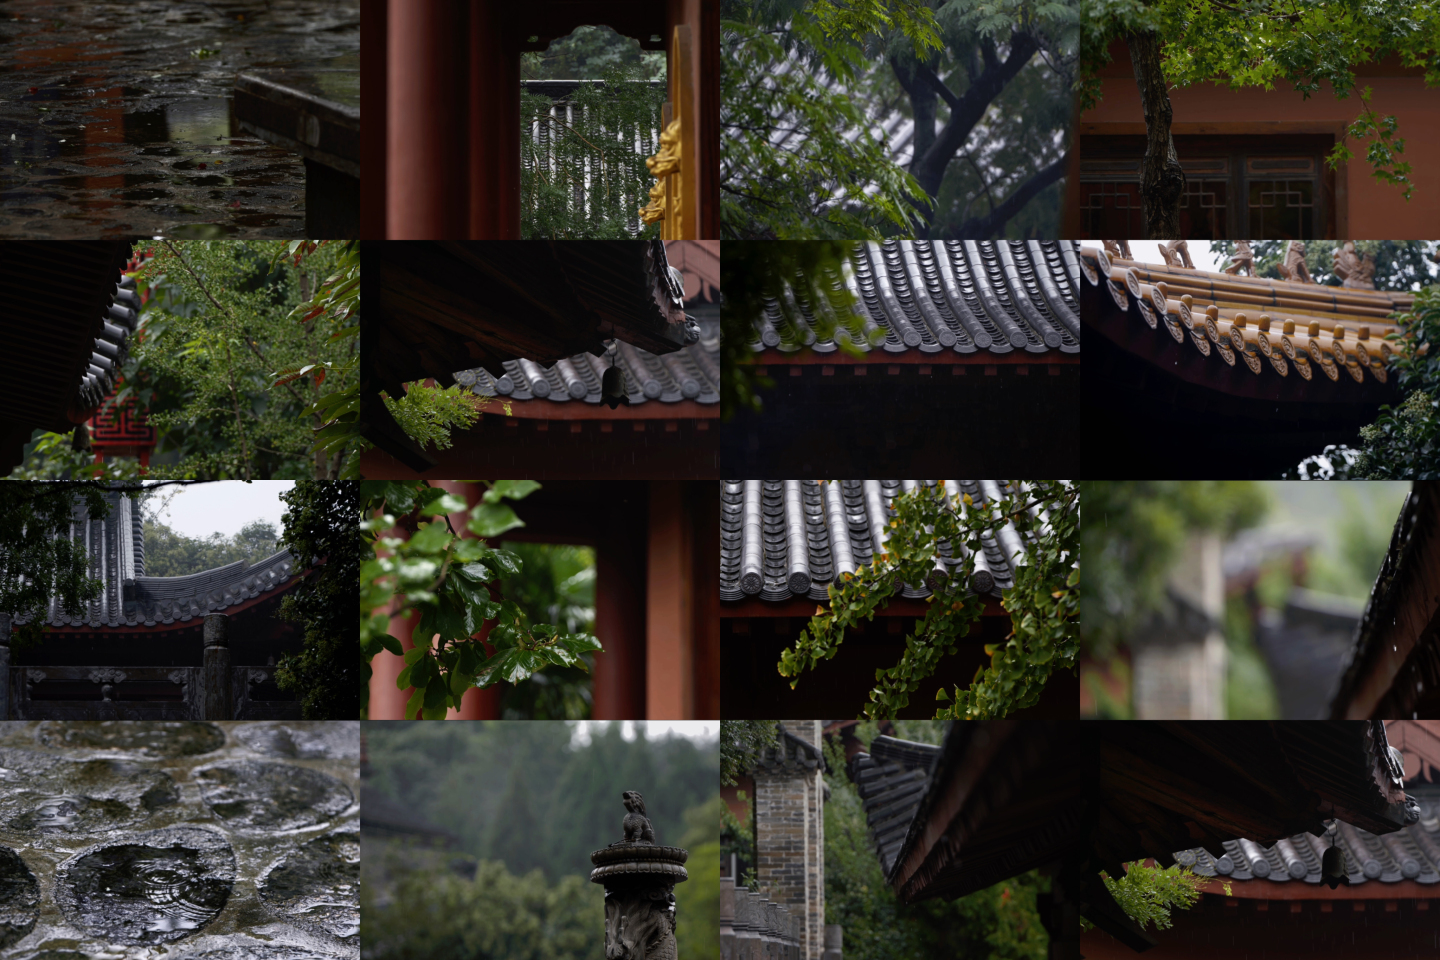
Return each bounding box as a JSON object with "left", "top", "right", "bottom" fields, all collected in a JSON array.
[
  {"left": 572, "top": 721, "right": 716, "bottom": 746},
  {"left": 145, "top": 480, "right": 296, "bottom": 539}
]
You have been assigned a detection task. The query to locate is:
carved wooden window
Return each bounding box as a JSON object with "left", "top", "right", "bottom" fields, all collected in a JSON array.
[{"left": 1079, "top": 135, "right": 1335, "bottom": 240}]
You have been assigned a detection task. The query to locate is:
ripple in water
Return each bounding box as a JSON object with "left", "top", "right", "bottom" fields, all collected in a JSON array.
[
  {"left": 58, "top": 826, "right": 235, "bottom": 944},
  {"left": 195, "top": 761, "right": 352, "bottom": 832},
  {"left": 0, "top": 845, "right": 40, "bottom": 949}
]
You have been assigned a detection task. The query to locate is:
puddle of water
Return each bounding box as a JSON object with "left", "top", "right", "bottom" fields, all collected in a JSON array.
[
  {"left": 0, "top": 721, "right": 358, "bottom": 960},
  {"left": 58, "top": 826, "right": 235, "bottom": 945},
  {"left": 0, "top": 0, "right": 360, "bottom": 237}
]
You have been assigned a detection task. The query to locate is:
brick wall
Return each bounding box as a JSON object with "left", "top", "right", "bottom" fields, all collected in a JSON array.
[{"left": 755, "top": 720, "right": 825, "bottom": 960}]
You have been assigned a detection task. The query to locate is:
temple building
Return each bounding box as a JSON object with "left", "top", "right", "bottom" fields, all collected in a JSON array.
[
  {"left": 1083, "top": 720, "right": 1440, "bottom": 958},
  {"left": 723, "top": 240, "right": 1081, "bottom": 476},
  {"left": 1, "top": 490, "right": 303, "bottom": 720},
  {"left": 0, "top": 240, "right": 139, "bottom": 475},
  {"left": 363, "top": 1, "right": 717, "bottom": 239},
  {"left": 718, "top": 480, "right": 1076, "bottom": 718},
  {"left": 1080, "top": 243, "right": 1413, "bottom": 476},
  {"left": 1072, "top": 40, "right": 1440, "bottom": 239},
  {"left": 362, "top": 239, "right": 717, "bottom": 479}
]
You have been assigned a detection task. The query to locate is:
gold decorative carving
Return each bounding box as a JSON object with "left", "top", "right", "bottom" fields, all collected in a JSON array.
[
  {"left": 1224, "top": 241, "right": 1255, "bottom": 277},
  {"left": 1333, "top": 241, "right": 1377, "bottom": 290},
  {"left": 1276, "top": 241, "right": 1313, "bottom": 284}
]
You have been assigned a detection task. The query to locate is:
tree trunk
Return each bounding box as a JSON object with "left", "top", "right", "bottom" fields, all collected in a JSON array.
[
  {"left": 1128, "top": 30, "right": 1185, "bottom": 239},
  {"left": 891, "top": 54, "right": 939, "bottom": 237}
]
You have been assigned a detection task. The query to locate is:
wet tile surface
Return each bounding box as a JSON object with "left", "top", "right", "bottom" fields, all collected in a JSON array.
[
  {"left": 0, "top": 0, "right": 360, "bottom": 238},
  {"left": 0, "top": 720, "right": 359, "bottom": 960}
]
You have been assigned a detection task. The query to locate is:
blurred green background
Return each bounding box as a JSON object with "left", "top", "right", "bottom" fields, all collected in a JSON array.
[{"left": 1081, "top": 481, "right": 1411, "bottom": 719}]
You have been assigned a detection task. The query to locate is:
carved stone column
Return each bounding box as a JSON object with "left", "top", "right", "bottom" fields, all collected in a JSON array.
[
  {"left": 201, "top": 614, "right": 231, "bottom": 720},
  {"left": 0, "top": 612, "right": 10, "bottom": 720},
  {"left": 590, "top": 791, "right": 689, "bottom": 960}
]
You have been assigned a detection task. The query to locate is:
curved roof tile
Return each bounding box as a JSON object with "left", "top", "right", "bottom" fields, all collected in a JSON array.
[
  {"left": 752, "top": 241, "right": 1080, "bottom": 357},
  {"left": 720, "top": 479, "right": 1045, "bottom": 602}
]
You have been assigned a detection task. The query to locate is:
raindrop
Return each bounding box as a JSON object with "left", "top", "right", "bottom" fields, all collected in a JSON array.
[
  {"left": 56, "top": 826, "right": 234, "bottom": 944},
  {"left": 194, "top": 761, "right": 352, "bottom": 832}
]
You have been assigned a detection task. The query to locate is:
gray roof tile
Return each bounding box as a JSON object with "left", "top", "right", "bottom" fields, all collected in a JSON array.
[
  {"left": 847, "top": 736, "right": 943, "bottom": 877},
  {"left": 1176, "top": 786, "right": 1440, "bottom": 885},
  {"left": 753, "top": 241, "right": 1080, "bottom": 357},
  {"left": 453, "top": 316, "right": 718, "bottom": 406},
  {"left": 720, "top": 480, "right": 1039, "bottom": 602}
]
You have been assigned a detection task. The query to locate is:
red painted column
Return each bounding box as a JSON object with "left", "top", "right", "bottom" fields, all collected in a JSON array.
[
  {"left": 593, "top": 488, "right": 648, "bottom": 719},
  {"left": 468, "top": 2, "right": 522, "bottom": 238},
  {"left": 647, "top": 480, "right": 694, "bottom": 719},
  {"left": 360, "top": 0, "right": 387, "bottom": 238},
  {"left": 387, "top": 0, "right": 469, "bottom": 237}
]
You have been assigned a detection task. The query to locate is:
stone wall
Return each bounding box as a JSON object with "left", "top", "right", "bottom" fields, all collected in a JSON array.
[{"left": 753, "top": 720, "right": 826, "bottom": 960}]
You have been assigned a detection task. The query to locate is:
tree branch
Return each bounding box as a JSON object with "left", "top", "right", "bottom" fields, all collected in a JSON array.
[{"left": 949, "top": 153, "right": 1069, "bottom": 239}]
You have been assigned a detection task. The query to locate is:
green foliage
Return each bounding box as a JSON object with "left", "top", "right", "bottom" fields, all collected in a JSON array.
[
  {"left": 676, "top": 797, "right": 723, "bottom": 960},
  {"left": 721, "top": 789, "right": 756, "bottom": 886},
  {"left": 109, "top": 240, "right": 358, "bottom": 481},
  {"left": 720, "top": 719, "right": 781, "bottom": 785},
  {"left": 777, "top": 481, "right": 1077, "bottom": 720},
  {"left": 724, "top": 0, "right": 1074, "bottom": 238},
  {"left": 1291, "top": 287, "right": 1440, "bottom": 478},
  {"left": 1087, "top": 862, "right": 1206, "bottom": 933},
  {"left": 721, "top": 15, "right": 928, "bottom": 238},
  {"left": 521, "top": 63, "right": 666, "bottom": 239},
  {"left": 363, "top": 859, "right": 604, "bottom": 960},
  {"left": 270, "top": 240, "right": 364, "bottom": 480},
  {"left": 141, "top": 518, "right": 278, "bottom": 577},
  {"left": 821, "top": 734, "right": 1049, "bottom": 960},
  {"left": 274, "top": 479, "right": 363, "bottom": 720},
  {"left": 1079, "top": 0, "right": 1440, "bottom": 197},
  {"left": 808, "top": 0, "right": 943, "bottom": 56},
  {"left": 494, "top": 542, "right": 598, "bottom": 720},
  {"left": 9, "top": 429, "right": 145, "bottom": 482},
  {"left": 0, "top": 482, "right": 111, "bottom": 649},
  {"left": 1080, "top": 481, "right": 1269, "bottom": 658},
  {"left": 522, "top": 24, "right": 666, "bottom": 80},
  {"left": 1221, "top": 593, "right": 1281, "bottom": 720},
  {"left": 383, "top": 384, "right": 483, "bottom": 452},
  {"left": 364, "top": 721, "right": 719, "bottom": 881},
  {"left": 360, "top": 480, "right": 603, "bottom": 719}
]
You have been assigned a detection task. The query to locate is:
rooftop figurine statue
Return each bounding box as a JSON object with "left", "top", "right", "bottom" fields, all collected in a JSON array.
[{"left": 592, "top": 792, "right": 689, "bottom": 960}]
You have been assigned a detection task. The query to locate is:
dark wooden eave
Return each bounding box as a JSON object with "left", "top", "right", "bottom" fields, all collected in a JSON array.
[
  {"left": 1093, "top": 721, "right": 1410, "bottom": 879},
  {"left": 1330, "top": 482, "right": 1440, "bottom": 719},
  {"left": 0, "top": 240, "right": 135, "bottom": 474}
]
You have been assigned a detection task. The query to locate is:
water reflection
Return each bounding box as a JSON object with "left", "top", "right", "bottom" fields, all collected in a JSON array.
[{"left": 0, "top": 0, "right": 359, "bottom": 237}]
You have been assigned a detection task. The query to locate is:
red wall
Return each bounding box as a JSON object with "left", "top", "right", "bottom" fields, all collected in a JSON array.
[{"left": 1081, "top": 48, "right": 1440, "bottom": 238}]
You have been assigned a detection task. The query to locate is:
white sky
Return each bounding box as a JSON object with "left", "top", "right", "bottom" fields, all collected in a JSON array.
[
  {"left": 1125, "top": 241, "right": 1228, "bottom": 273},
  {"left": 572, "top": 721, "right": 717, "bottom": 746},
  {"left": 144, "top": 480, "right": 296, "bottom": 539}
]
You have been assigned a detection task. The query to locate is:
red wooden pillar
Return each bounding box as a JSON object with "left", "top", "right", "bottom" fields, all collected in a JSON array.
[
  {"left": 360, "top": 0, "right": 386, "bottom": 238},
  {"left": 370, "top": 598, "right": 413, "bottom": 719},
  {"left": 469, "top": 2, "right": 522, "bottom": 239},
  {"left": 647, "top": 479, "right": 694, "bottom": 719},
  {"left": 593, "top": 492, "right": 648, "bottom": 719},
  {"left": 690, "top": 480, "right": 720, "bottom": 719},
  {"left": 387, "top": 0, "right": 470, "bottom": 237}
]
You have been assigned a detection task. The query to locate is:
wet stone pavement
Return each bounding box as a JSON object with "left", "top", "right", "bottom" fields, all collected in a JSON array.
[
  {"left": 0, "top": 0, "right": 360, "bottom": 238},
  {"left": 0, "top": 720, "right": 359, "bottom": 960}
]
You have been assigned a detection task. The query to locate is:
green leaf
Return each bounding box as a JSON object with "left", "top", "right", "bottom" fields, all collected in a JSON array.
[
  {"left": 379, "top": 634, "right": 405, "bottom": 657},
  {"left": 489, "top": 479, "right": 541, "bottom": 501},
  {"left": 419, "top": 491, "right": 469, "bottom": 516},
  {"left": 402, "top": 646, "right": 427, "bottom": 666},
  {"left": 408, "top": 521, "right": 454, "bottom": 554},
  {"left": 469, "top": 503, "right": 525, "bottom": 538}
]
